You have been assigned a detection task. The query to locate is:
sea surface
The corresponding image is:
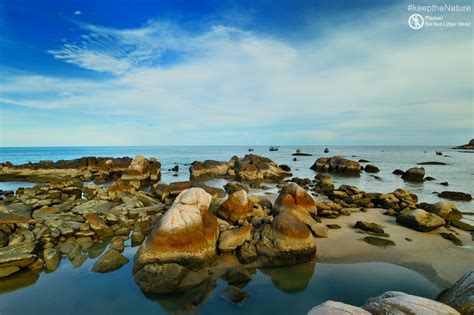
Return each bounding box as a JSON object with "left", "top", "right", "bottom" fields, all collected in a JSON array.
[
  {"left": 1, "top": 145, "right": 473, "bottom": 213},
  {"left": 0, "top": 146, "right": 472, "bottom": 314}
]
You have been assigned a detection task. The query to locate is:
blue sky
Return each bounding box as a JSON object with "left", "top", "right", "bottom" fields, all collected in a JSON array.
[{"left": 0, "top": 0, "right": 472, "bottom": 146}]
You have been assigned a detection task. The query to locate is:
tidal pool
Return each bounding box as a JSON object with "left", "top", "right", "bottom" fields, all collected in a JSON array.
[{"left": 0, "top": 243, "right": 440, "bottom": 315}]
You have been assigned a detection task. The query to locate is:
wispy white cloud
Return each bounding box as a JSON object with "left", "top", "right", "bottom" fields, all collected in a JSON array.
[
  {"left": 1, "top": 6, "right": 473, "bottom": 146},
  {"left": 74, "top": 10, "right": 82, "bottom": 16}
]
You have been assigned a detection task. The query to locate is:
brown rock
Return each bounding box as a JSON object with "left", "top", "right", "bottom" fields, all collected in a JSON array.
[
  {"left": 134, "top": 188, "right": 219, "bottom": 269},
  {"left": 85, "top": 213, "right": 114, "bottom": 238},
  {"left": 217, "top": 190, "right": 254, "bottom": 223},
  {"left": 273, "top": 183, "right": 316, "bottom": 215},
  {"left": 310, "top": 156, "right": 360, "bottom": 176},
  {"left": 218, "top": 225, "right": 252, "bottom": 252}
]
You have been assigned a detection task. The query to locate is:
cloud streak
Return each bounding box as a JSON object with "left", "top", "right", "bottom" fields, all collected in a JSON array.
[{"left": 1, "top": 5, "right": 473, "bottom": 146}]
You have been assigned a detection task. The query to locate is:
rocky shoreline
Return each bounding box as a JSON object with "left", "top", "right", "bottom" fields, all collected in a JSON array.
[{"left": 0, "top": 153, "right": 473, "bottom": 314}]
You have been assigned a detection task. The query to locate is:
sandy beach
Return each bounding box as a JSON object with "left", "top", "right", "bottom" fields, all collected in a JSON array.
[{"left": 316, "top": 208, "right": 473, "bottom": 287}]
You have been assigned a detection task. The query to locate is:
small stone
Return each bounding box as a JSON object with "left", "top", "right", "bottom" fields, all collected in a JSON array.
[
  {"left": 439, "top": 232, "right": 463, "bottom": 246},
  {"left": 221, "top": 285, "right": 249, "bottom": 303},
  {"left": 110, "top": 236, "right": 125, "bottom": 252},
  {"left": 326, "top": 224, "right": 341, "bottom": 229},
  {"left": 222, "top": 267, "right": 252, "bottom": 284},
  {"left": 340, "top": 208, "right": 351, "bottom": 216},
  {"left": 91, "top": 249, "right": 128, "bottom": 273},
  {"left": 362, "top": 236, "right": 395, "bottom": 247},
  {"left": 28, "top": 258, "right": 44, "bottom": 271},
  {"left": 354, "top": 221, "right": 385, "bottom": 234},
  {"left": 237, "top": 242, "right": 257, "bottom": 264},
  {"left": 68, "top": 244, "right": 82, "bottom": 260},
  {"left": 131, "top": 231, "right": 145, "bottom": 246},
  {"left": 43, "top": 248, "right": 60, "bottom": 271},
  {"left": 71, "top": 255, "right": 88, "bottom": 269}
]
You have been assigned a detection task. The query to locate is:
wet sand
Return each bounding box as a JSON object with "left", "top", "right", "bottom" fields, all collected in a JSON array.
[{"left": 316, "top": 207, "right": 473, "bottom": 288}]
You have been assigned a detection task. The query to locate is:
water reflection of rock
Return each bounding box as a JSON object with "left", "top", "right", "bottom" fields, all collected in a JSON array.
[
  {"left": 144, "top": 280, "right": 216, "bottom": 313},
  {"left": 259, "top": 260, "right": 316, "bottom": 293},
  {"left": 0, "top": 269, "right": 39, "bottom": 295}
]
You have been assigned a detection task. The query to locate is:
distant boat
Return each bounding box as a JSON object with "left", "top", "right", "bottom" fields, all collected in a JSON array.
[
  {"left": 436, "top": 151, "right": 443, "bottom": 156},
  {"left": 248, "top": 148, "right": 254, "bottom": 152},
  {"left": 296, "top": 149, "right": 301, "bottom": 153},
  {"left": 324, "top": 148, "right": 329, "bottom": 153},
  {"left": 269, "top": 146, "right": 279, "bottom": 151}
]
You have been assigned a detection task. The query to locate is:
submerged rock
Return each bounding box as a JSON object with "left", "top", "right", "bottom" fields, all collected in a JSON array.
[
  {"left": 363, "top": 291, "right": 459, "bottom": 314},
  {"left": 438, "top": 269, "right": 473, "bottom": 314},
  {"left": 43, "top": 248, "right": 60, "bottom": 271},
  {"left": 91, "top": 249, "right": 128, "bottom": 273},
  {"left": 221, "top": 285, "right": 249, "bottom": 303},
  {"left": 134, "top": 263, "right": 188, "bottom": 294},
  {"left": 221, "top": 267, "right": 252, "bottom": 284},
  {"left": 396, "top": 209, "right": 445, "bottom": 232}
]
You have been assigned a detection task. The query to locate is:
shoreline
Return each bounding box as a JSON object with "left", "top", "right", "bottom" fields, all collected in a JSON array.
[
  {"left": 259, "top": 191, "right": 473, "bottom": 288},
  {"left": 316, "top": 208, "right": 473, "bottom": 288}
]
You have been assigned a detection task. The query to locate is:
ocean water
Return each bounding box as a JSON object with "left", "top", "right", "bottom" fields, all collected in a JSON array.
[
  {"left": 1, "top": 145, "right": 473, "bottom": 213},
  {"left": 0, "top": 146, "right": 471, "bottom": 313},
  {"left": 0, "top": 239, "right": 439, "bottom": 315}
]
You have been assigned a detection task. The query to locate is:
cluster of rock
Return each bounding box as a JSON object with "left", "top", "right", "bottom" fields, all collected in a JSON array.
[
  {"left": 0, "top": 155, "right": 160, "bottom": 185},
  {"left": 307, "top": 172, "right": 471, "bottom": 235},
  {"left": 310, "top": 156, "right": 361, "bottom": 176},
  {"left": 1, "top": 152, "right": 472, "bottom": 304},
  {"left": 133, "top": 182, "right": 328, "bottom": 294},
  {"left": 308, "top": 269, "right": 473, "bottom": 315},
  {"left": 189, "top": 154, "right": 292, "bottom": 183},
  {"left": 0, "top": 155, "right": 166, "bottom": 278}
]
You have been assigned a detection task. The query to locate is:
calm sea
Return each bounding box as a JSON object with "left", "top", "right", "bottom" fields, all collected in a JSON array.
[{"left": 1, "top": 145, "right": 473, "bottom": 213}]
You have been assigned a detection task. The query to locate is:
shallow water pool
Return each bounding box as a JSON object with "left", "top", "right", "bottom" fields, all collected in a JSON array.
[{"left": 0, "top": 243, "right": 440, "bottom": 315}]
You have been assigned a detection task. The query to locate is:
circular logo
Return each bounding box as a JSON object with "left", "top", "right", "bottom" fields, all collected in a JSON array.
[{"left": 408, "top": 14, "right": 424, "bottom": 30}]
